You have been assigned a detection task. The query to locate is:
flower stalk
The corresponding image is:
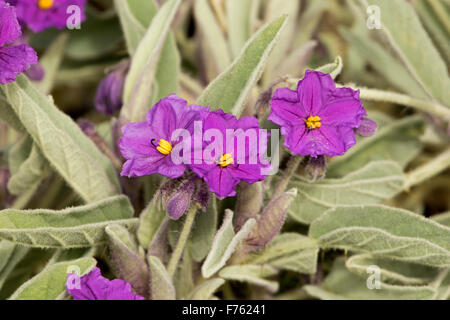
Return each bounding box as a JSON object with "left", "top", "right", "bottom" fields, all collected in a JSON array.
[
  {"left": 167, "top": 204, "right": 198, "bottom": 278},
  {"left": 404, "top": 147, "right": 450, "bottom": 190},
  {"left": 348, "top": 86, "right": 450, "bottom": 120},
  {"left": 271, "top": 155, "right": 302, "bottom": 200}
]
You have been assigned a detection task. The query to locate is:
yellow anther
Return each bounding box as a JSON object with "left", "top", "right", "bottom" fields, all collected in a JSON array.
[
  {"left": 217, "top": 154, "right": 234, "bottom": 167},
  {"left": 156, "top": 139, "right": 172, "bottom": 155},
  {"left": 38, "top": 0, "right": 53, "bottom": 10},
  {"left": 305, "top": 115, "right": 322, "bottom": 129}
]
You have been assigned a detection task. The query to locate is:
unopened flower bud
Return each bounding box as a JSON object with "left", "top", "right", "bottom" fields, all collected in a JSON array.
[
  {"left": 355, "top": 117, "right": 377, "bottom": 137},
  {"left": 305, "top": 155, "right": 326, "bottom": 182},
  {"left": 95, "top": 60, "right": 129, "bottom": 115},
  {"left": 25, "top": 63, "right": 44, "bottom": 81},
  {"left": 166, "top": 178, "right": 195, "bottom": 220}
]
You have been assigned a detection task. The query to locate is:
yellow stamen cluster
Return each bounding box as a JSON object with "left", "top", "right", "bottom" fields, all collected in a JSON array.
[
  {"left": 218, "top": 154, "right": 234, "bottom": 167},
  {"left": 156, "top": 139, "right": 172, "bottom": 155},
  {"left": 38, "top": 0, "right": 54, "bottom": 10},
  {"left": 305, "top": 115, "right": 321, "bottom": 129}
]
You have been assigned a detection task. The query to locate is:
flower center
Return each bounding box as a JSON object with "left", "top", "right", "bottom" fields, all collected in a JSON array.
[
  {"left": 217, "top": 154, "right": 234, "bottom": 167},
  {"left": 38, "top": 0, "right": 53, "bottom": 10},
  {"left": 156, "top": 139, "right": 172, "bottom": 155},
  {"left": 305, "top": 115, "right": 321, "bottom": 129}
]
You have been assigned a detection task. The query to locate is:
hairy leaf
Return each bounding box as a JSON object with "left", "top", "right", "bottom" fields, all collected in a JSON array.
[
  {"left": 148, "top": 256, "right": 175, "bottom": 300},
  {"left": 202, "top": 210, "right": 256, "bottom": 278},
  {"left": 8, "top": 143, "right": 49, "bottom": 196},
  {"left": 194, "top": 0, "right": 231, "bottom": 81},
  {"left": 346, "top": 254, "right": 439, "bottom": 285},
  {"left": 121, "top": 0, "right": 181, "bottom": 122},
  {"left": 246, "top": 188, "right": 297, "bottom": 249},
  {"left": 363, "top": 0, "right": 450, "bottom": 107},
  {"left": 226, "top": 0, "right": 257, "bottom": 58},
  {"left": 288, "top": 160, "right": 404, "bottom": 224},
  {"left": 186, "top": 278, "right": 225, "bottom": 300},
  {"left": 36, "top": 33, "right": 68, "bottom": 94},
  {"left": 219, "top": 264, "right": 279, "bottom": 293},
  {"left": 248, "top": 233, "right": 319, "bottom": 274},
  {"left": 106, "top": 224, "right": 149, "bottom": 298},
  {"left": 196, "top": 16, "right": 287, "bottom": 116},
  {"left": 9, "top": 258, "right": 96, "bottom": 300},
  {"left": 137, "top": 192, "right": 166, "bottom": 249},
  {"left": 327, "top": 113, "right": 423, "bottom": 177},
  {"left": 0, "top": 196, "right": 138, "bottom": 248},
  {"left": 189, "top": 197, "right": 218, "bottom": 262},
  {"left": 1, "top": 75, "right": 120, "bottom": 203},
  {"left": 304, "top": 258, "right": 436, "bottom": 300},
  {"left": 309, "top": 205, "right": 450, "bottom": 267}
]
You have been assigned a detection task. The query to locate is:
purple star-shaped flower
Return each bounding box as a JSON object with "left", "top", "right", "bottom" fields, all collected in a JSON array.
[
  {"left": 190, "top": 110, "right": 271, "bottom": 199},
  {"left": 13, "top": 0, "right": 87, "bottom": 33},
  {"left": 119, "top": 94, "right": 209, "bottom": 179},
  {"left": 66, "top": 267, "right": 144, "bottom": 300},
  {"left": 0, "top": 0, "right": 37, "bottom": 84},
  {"left": 269, "top": 70, "right": 367, "bottom": 157}
]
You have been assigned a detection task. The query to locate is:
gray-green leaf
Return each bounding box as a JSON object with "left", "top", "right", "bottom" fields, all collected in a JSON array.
[
  {"left": 309, "top": 205, "right": 450, "bottom": 267},
  {"left": 9, "top": 257, "right": 96, "bottom": 300},
  {"left": 288, "top": 160, "right": 404, "bottom": 224},
  {"left": 196, "top": 16, "right": 287, "bottom": 116},
  {"left": 0, "top": 195, "right": 138, "bottom": 248},
  {"left": 202, "top": 210, "right": 256, "bottom": 278},
  {"left": 0, "top": 75, "right": 120, "bottom": 203}
]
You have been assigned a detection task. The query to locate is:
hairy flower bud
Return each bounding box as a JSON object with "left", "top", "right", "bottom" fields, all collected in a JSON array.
[
  {"left": 355, "top": 117, "right": 378, "bottom": 137},
  {"left": 25, "top": 63, "right": 44, "bottom": 81},
  {"left": 95, "top": 60, "right": 129, "bottom": 115},
  {"left": 166, "top": 178, "right": 195, "bottom": 220},
  {"left": 305, "top": 155, "right": 326, "bottom": 182}
]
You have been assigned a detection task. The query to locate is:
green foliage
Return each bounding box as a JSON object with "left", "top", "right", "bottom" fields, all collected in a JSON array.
[
  {"left": 0, "top": 0, "right": 449, "bottom": 301},
  {"left": 0, "top": 196, "right": 138, "bottom": 248}
]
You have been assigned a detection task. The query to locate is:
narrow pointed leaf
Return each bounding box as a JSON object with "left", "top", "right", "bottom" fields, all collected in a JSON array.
[
  {"left": 219, "top": 265, "right": 279, "bottom": 293},
  {"left": 1, "top": 75, "right": 120, "bottom": 203},
  {"left": 121, "top": 0, "right": 181, "bottom": 122},
  {"left": 148, "top": 256, "right": 175, "bottom": 300},
  {"left": 9, "top": 258, "right": 96, "bottom": 300},
  {"left": 288, "top": 160, "right": 404, "bottom": 224},
  {"left": 106, "top": 224, "right": 149, "bottom": 298},
  {"left": 246, "top": 188, "right": 297, "bottom": 249},
  {"left": 310, "top": 205, "right": 450, "bottom": 267},
  {"left": 196, "top": 16, "right": 287, "bottom": 116},
  {"left": 202, "top": 210, "right": 256, "bottom": 278},
  {"left": 187, "top": 278, "right": 225, "bottom": 300},
  {"left": 0, "top": 196, "right": 138, "bottom": 248},
  {"left": 248, "top": 233, "right": 319, "bottom": 274},
  {"left": 304, "top": 258, "right": 436, "bottom": 300}
]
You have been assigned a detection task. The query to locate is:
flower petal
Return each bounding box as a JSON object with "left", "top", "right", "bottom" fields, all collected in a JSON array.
[
  {"left": 268, "top": 87, "right": 306, "bottom": 127},
  {"left": 0, "top": 0, "right": 21, "bottom": 46},
  {"left": 297, "top": 70, "right": 336, "bottom": 115},
  {"left": 319, "top": 88, "right": 366, "bottom": 127},
  {"left": 204, "top": 167, "right": 239, "bottom": 199},
  {"left": 0, "top": 44, "right": 37, "bottom": 84},
  {"left": 145, "top": 98, "right": 178, "bottom": 139},
  {"left": 119, "top": 121, "right": 157, "bottom": 159}
]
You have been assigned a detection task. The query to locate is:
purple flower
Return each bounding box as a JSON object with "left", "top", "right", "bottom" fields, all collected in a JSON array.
[
  {"left": 13, "top": 0, "right": 87, "bottom": 33},
  {"left": 0, "top": 0, "right": 37, "bottom": 84},
  {"left": 66, "top": 267, "right": 145, "bottom": 300},
  {"left": 95, "top": 61, "right": 129, "bottom": 115},
  {"left": 190, "top": 110, "right": 271, "bottom": 199},
  {"left": 119, "top": 94, "right": 209, "bottom": 179},
  {"left": 269, "top": 70, "right": 367, "bottom": 157}
]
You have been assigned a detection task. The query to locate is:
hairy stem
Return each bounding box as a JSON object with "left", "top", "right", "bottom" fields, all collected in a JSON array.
[
  {"left": 167, "top": 205, "right": 197, "bottom": 278},
  {"left": 272, "top": 155, "right": 302, "bottom": 200},
  {"left": 404, "top": 147, "right": 450, "bottom": 190},
  {"left": 352, "top": 86, "right": 450, "bottom": 119}
]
